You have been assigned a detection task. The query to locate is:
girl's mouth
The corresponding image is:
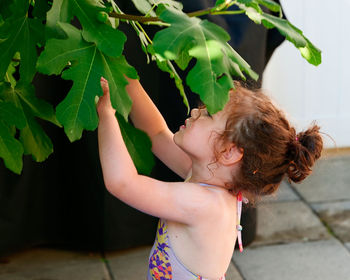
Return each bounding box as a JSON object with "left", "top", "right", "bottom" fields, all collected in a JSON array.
[{"left": 180, "top": 119, "right": 187, "bottom": 130}]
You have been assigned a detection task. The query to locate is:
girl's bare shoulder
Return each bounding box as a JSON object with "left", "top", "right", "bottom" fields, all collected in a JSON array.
[{"left": 189, "top": 183, "right": 238, "bottom": 224}]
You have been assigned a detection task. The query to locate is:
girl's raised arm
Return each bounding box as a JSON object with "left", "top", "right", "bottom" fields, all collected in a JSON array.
[
  {"left": 97, "top": 78, "right": 215, "bottom": 224},
  {"left": 125, "top": 77, "right": 191, "bottom": 179}
]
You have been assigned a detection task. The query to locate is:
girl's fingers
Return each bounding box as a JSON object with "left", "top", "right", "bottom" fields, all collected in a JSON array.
[
  {"left": 100, "top": 77, "right": 110, "bottom": 95},
  {"left": 97, "top": 77, "right": 116, "bottom": 115}
]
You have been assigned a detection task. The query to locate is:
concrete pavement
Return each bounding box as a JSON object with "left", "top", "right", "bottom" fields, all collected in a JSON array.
[
  {"left": 1, "top": 149, "right": 349, "bottom": 280},
  {"left": 233, "top": 149, "right": 350, "bottom": 280}
]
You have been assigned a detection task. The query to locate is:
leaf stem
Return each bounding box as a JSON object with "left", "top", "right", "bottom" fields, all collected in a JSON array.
[
  {"left": 211, "top": 10, "right": 245, "bottom": 16},
  {"left": 186, "top": 7, "right": 212, "bottom": 18},
  {"left": 145, "top": 4, "right": 157, "bottom": 17},
  {"left": 135, "top": 22, "right": 153, "bottom": 44},
  {"left": 165, "top": 60, "right": 189, "bottom": 114}
]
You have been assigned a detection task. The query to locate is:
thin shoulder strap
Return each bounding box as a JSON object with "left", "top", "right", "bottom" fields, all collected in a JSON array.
[
  {"left": 197, "top": 183, "right": 246, "bottom": 252},
  {"left": 236, "top": 192, "right": 244, "bottom": 252}
]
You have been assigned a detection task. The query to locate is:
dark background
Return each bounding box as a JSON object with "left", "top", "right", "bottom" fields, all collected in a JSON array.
[{"left": 0, "top": 0, "right": 285, "bottom": 257}]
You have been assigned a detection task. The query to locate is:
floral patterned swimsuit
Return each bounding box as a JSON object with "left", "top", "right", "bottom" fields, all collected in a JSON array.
[{"left": 147, "top": 184, "right": 245, "bottom": 280}]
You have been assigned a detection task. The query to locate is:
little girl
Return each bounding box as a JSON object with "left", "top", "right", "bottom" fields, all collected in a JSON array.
[{"left": 97, "top": 77, "right": 323, "bottom": 280}]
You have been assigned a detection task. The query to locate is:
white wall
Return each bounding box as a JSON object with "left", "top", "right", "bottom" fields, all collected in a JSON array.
[{"left": 263, "top": 0, "right": 350, "bottom": 148}]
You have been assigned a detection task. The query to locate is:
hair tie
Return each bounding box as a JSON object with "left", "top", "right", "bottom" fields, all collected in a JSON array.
[{"left": 295, "top": 137, "right": 299, "bottom": 141}]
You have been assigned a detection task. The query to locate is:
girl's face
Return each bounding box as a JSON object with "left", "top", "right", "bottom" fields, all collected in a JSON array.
[{"left": 173, "top": 107, "right": 227, "bottom": 162}]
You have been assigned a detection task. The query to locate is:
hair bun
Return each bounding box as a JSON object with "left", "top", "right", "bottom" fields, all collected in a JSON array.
[{"left": 287, "top": 124, "right": 323, "bottom": 183}]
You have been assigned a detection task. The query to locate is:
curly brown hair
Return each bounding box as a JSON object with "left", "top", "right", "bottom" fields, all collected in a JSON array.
[{"left": 217, "top": 83, "right": 323, "bottom": 203}]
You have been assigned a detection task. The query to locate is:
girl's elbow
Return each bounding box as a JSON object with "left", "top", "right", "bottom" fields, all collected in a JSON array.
[
  {"left": 102, "top": 166, "right": 138, "bottom": 196},
  {"left": 103, "top": 176, "right": 126, "bottom": 196}
]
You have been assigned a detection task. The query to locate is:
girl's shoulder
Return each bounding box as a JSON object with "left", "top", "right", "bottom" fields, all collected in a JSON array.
[{"left": 189, "top": 183, "right": 238, "bottom": 222}]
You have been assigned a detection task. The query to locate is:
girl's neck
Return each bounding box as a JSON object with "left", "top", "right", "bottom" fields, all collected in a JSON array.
[
  {"left": 187, "top": 176, "right": 225, "bottom": 188},
  {"left": 188, "top": 158, "right": 240, "bottom": 191}
]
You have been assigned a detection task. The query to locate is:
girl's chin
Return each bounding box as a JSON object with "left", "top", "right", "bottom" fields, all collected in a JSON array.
[{"left": 173, "top": 132, "right": 182, "bottom": 145}]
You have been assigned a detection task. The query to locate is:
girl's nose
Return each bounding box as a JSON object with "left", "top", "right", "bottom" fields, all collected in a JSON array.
[{"left": 190, "top": 108, "right": 199, "bottom": 118}]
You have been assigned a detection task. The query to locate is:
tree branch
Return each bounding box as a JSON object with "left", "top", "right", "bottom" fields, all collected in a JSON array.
[
  {"left": 109, "top": 7, "right": 244, "bottom": 24},
  {"left": 109, "top": 12, "right": 159, "bottom": 23}
]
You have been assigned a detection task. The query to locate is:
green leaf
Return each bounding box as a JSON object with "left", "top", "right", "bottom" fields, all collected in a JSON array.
[
  {"left": 152, "top": 8, "right": 258, "bottom": 113},
  {"left": 131, "top": 0, "right": 183, "bottom": 16},
  {"left": 299, "top": 38, "right": 322, "bottom": 66},
  {"left": 261, "top": 14, "right": 321, "bottom": 65},
  {"left": 46, "top": 0, "right": 72, "bottom": 39},
  {"left": 0, "top": 0, "right": 26, "bottom": 20},
  {"left": 15, "top": 82, "right": 60, "bottom": 126},
  {"left": 186, "top": 39, "right": 232, "bottom": 113},
  {"left": 237, "top": 3, "right": 321, "bottom": 66},
  {"left": 238, "top": 0, "right": 282, "bottom": 15},
  {"left": 236, "top": 0, "right": 262, "bottom": 13},
  {"left": 116, "top": 113, "right": 154, "bottom": 175},
  {"left": 0, "top": 121, "right": 23, "bottom": 174},
  {"left": 214, "top": 0, "right": 226, "bottom": 7},
  {"left": 150, "top": 0, "right": 183, "bottom": 11},
  {"left": 4, "top": 53, "right": 20, "bottom": 88},
  {"left": 213, "top": 0, "right": 239, "bottom": 13},
  {"left": 0, "top": 82, "right": 57, "bottom": 162},
  {"left": 132, "top": 0, "right": 157, "bottom": 16},
  {"left": 0, "top": 100, "right": 26, "bottom": 129},
  {"left": 46, "top": 0, "right": 126, "bottom": 57},
  {"left": 256, "top": 0, "right": 282, "bottom": 14},
  {"left": 260, "top": 13, "right": 305, "bottom": 44},
  {"left": 224, "top": 44, "right": 258, "bottom": 80},
  {"left": 19, "top": 113, "right": 53, "bottom": 162},
  {"left": 0, "top": 0, "right": 44, "bottom": 83},
  {"left": 37, "top": 23, "right": 138, "bottom": 142},
  {"left": 174, "top": 44, "right": 192, "bottom": 71}
]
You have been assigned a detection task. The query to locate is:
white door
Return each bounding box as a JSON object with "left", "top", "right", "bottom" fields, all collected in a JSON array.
[{"left": 263, "top": 0, "right": 350, "bottom": 148}]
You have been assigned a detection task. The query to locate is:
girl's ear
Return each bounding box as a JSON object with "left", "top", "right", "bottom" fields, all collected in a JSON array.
[{"left": 219, "top": 144, "right": 243, "bottom": 166}]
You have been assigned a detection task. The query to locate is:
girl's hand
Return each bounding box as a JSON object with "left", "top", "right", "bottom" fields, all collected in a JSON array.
[{"left": 97, "top": 77, "right": 116, "bottom": 116}]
